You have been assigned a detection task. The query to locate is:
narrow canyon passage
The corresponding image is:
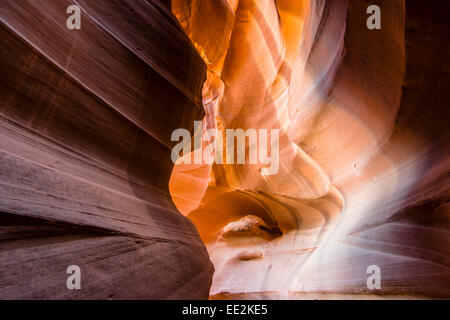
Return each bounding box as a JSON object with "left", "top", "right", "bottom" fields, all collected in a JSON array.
[{"left": 0, "top": 0, "right": 448, "bottom": 299}]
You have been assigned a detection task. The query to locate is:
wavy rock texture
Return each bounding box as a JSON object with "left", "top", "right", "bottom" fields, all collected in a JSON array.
[
  {"left": 0, "top": 0, "right": 213, "bottom": 299},
  {"left": 1, "top": 0, "right": 449, "bottom": 300},
  {"left": 170, "top": 0, "right": 450, "bottom": 299}
]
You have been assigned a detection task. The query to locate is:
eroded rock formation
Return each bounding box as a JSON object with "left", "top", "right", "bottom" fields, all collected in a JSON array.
[
  {"left": 170, "top": 0, "right": 450, "bottom": 299},
  {"left": 0, "top": 0, "right": 449, "bottom": 299},
  {"left": 0, "top": 0, "right": 213, "bottom": 299}
]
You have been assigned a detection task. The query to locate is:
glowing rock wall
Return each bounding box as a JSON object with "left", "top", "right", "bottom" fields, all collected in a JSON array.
[{"left": 170, "top": 0, "right": 450, "bottom": 298}]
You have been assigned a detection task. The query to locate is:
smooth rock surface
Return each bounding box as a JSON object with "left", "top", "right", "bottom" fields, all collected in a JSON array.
[
  {"left": 0, "top": 0, "right": 448, "bottom": 300},
  {"left": 0, "top": 0, "right": 213, "bottom": 299},
  {"left": 170, "top": 0, "right": 450, "bottom": 299}
]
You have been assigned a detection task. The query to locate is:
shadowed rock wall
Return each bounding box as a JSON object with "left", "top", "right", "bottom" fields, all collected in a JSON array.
[{"left": 0, "top": 0, "right": 213, "bottom": 299}]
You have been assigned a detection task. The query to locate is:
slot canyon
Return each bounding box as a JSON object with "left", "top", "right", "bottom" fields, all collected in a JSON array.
[{"left": 0, "top": 0, "right": 449, "bottom": 299}]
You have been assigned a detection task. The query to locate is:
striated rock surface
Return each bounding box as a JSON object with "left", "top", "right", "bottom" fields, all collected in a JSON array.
[
  {"left": 1, "top": 0, "right": 448, "bottom": 300},
  {"left": 170, "top": 0, "right": 450, "bottom": 299},
  {"left": 0, "top": 0, "right": 213, "bottom": 299}
]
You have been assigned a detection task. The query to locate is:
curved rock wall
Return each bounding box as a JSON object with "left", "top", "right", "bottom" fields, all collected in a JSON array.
[
  {"left": 170, "top": 0, "right": 449, "bottom": 298},
  {"left": 0, "top": 0, "right": 213, "bottom": 299},
  {"left": 0, "top": 0, "right": 448, "bottom": 299}
]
